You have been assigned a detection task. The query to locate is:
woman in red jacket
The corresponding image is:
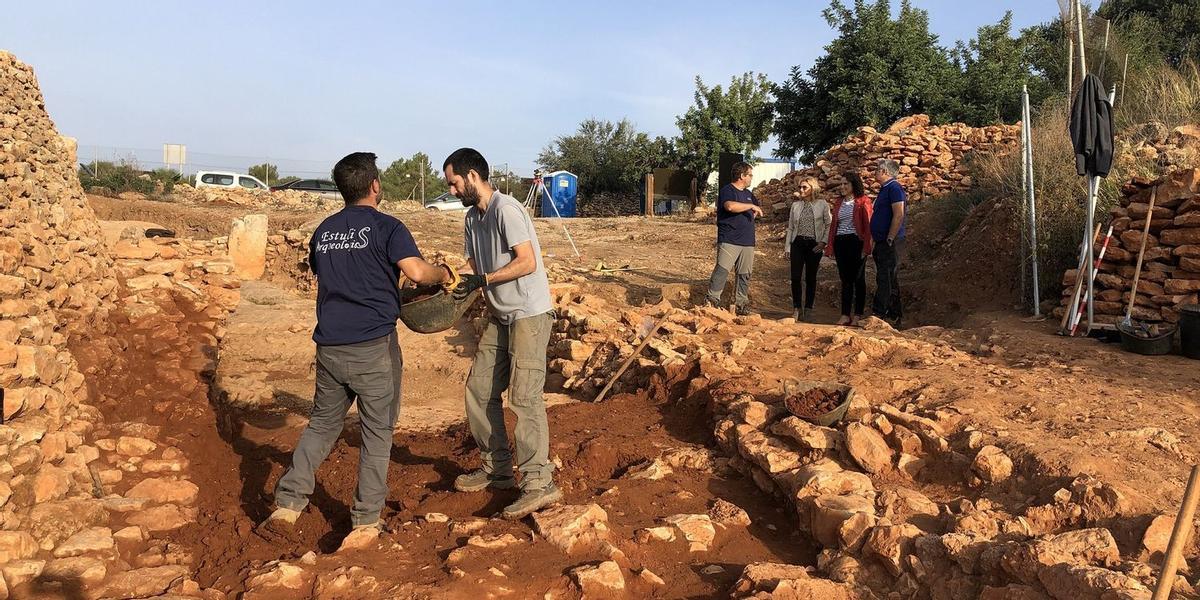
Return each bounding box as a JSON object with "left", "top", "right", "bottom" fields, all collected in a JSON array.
[{"left": 825, "top": 172, "right": 874, "bottom": 326}]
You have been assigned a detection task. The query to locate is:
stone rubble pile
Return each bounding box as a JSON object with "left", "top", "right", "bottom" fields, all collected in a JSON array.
[
  {"left": 1058, "top": 166, "right": 1200, "bottom": 324},
  {"left": 171, "top": 183, "right": 342, "bottom": 212},
  {"left": 0, "top": 51, "right": 227, "bottom": 598},
  {"left": 695, "top": 325, "right": 1159, "bottom": 600},
  {"left": 754, "top": 114, "right": 1019, "bottom": 217}
]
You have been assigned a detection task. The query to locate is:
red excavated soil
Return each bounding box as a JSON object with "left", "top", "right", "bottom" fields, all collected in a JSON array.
[{"left": 783, "top": 387, "right": 845, "bottom": 419}]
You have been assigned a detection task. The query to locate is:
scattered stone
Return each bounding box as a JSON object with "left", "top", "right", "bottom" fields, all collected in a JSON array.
[
  {"left": 467, "top": 533, "right": 524, "bottom": 550},
  {"left": 624, "top": 458, "right": 672, "bottom": 481},
  {"left": 0, "top": 531, "right": 38, "bottom": 562},
  {"left": 532, "top": 504, "right": 609, "bottom": 554},
  {"left": 770, "top": 417, "right": 841, "bottom": 450},
  {"left": 337, "top": 526, "right": 380, "bottom": 552},
  {"left": 247, "top": 561, "right": 309, "bottom": 590},
  {"left": 1141, "top": 514, "right": 1182, "bottom": 560},
  {"left": 700, "top": 564, "right": 726, "bottom": 575},
  {"left": 972, "top": 445, "right": 1014, "bottom": 484},
  {"left": 32, "top": 464, "right": 72, "bottom": 503},
  {"left": 638, "top": 568, "right": 666, "bottom": 586},
  {"left": 663, "top": 514, "right": 716, "bottom": 552},
  {"left": 41, "top": 556, "right": 107, "bottom": 586},
  {"left": 709, "top": 498, "right": 752, "bottom": 526},
  {"left": 421, "top": 513, "right": 449, "bottom": 523},
  {"left": 808, "top": 494, "right": 875, "bottom": 549},
  {"left": 115, "top": 436, "right": 157, "bottom": 457},
  {"left": 862, "top": 523, "right": 923, "bottom": 576},
  {"left": 634, "top": 526, "right": 676, "bottom": 544},
  {"left": 52, "top": 526, "right": 114, "bottom": 558},
  {"left": 126, "top": 503, "right": 193, "bottom": 532},
  {"left": 845, "top": 423, "right": 893, "bottom": 474},
  {"left": 449, "top": 518, "right": 489, "bottom": 535},
  {"left": 113, "top": 526, "right": 145, "bottom": 544},
  {"left": 571, "top": 560, "right": 624, "bottom": 595},
  {"left": 730, "top": 562, "right": 812, "bottom": 595},
  {"left": 125, "top": 477, "right": 200, "bottom": 506},
  {"left": 1, "top": 559, "right": 46, "bottom": 588}
]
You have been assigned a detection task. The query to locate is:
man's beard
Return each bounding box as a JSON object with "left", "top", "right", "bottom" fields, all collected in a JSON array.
[{"left": 460, "top": 181, "right": 481, "bottom": 207}]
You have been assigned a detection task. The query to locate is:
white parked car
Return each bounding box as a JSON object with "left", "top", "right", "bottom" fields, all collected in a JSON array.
[
  {"left": 424, "top": 192, "right": 467, "bottom": 211},
  {"left": 194, "top": 171, "right": 270, "bottom": 191}
]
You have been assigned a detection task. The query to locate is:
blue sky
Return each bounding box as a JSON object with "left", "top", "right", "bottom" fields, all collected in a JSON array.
[{"left": 3, "top": 1, "right": 1061, "bottom": 177}]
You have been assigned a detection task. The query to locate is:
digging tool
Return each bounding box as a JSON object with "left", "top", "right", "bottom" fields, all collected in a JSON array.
[
  {"left": 1123, "top": 186, "right": 1158, "bottom": 327},
  {"left": 1061, "top": 223, "right": 1103, "bottom": 334},
  {"left": 592, "top": 312, "right": 671, "bottom": 403},
  {"left": 1152, "top": 464, "right": 1200, "bottom": 600}
]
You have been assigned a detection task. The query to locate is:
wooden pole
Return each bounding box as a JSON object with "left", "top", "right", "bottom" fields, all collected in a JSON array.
[
  {"left": 1066, "top": 2, "right": 1075, "bottom": 98},
  {"left": 1119, "top": 53, "right": 1130, "bottom": 107},
  {"left": 1152, "top": 465, "right": 1200, "bottom": 600},
  {"left": 689, "top": 177, "right": 698, "bottom": 211},
  {"left": 644, "top": 173, "right": 654, "bottom": 217},
  {"left": 592, "top": 312, "right": 671, "bottom": 403},
  {"left": 1124, "top": 186, "right": 1158, "bottom": 322}
]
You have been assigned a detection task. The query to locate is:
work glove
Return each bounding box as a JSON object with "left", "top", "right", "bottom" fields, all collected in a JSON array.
[
  {"left": 453, "top": 273, "right": 487, "bottom": 300},
  {"left": 440, "top": 264, "right": 461, "bottom": 292}
]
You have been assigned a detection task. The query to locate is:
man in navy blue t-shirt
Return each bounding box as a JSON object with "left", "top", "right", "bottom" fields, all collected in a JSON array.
[
  {"left": 705, "top": 161, "right": 762, "bottom": 314},
  {"left": 870, "top": 158, "right": 907, "bottom": 325},
  {"left": 262, "top": 152, "right": 454, "bottom": 550}
]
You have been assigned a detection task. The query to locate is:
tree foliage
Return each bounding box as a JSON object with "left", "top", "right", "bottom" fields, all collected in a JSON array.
[
  {"left": 773, "top": 0, "right": 957, "bottom": 161},
  {"left": 1097, "top": 0, "right": 1200, "bottom": 69},
  {"left": 675, "top": 72, "right": 774, "bottom": 192},
  {"left": 536, "top": 118, "right": 674, "bottom": 196},
  {"left": 951, "top": 12, "right": 1052, "bottom": 125},
  {"left": 380, "top": 152, "right": 448, "bottom": 203},
  {"left": 248, "top": 163, "right": 278, "bottom": 184}
]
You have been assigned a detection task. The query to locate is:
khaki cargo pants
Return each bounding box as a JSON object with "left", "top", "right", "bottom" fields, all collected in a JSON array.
[{"left": 464, "top": 311, "right": 555, "bottom": 490}]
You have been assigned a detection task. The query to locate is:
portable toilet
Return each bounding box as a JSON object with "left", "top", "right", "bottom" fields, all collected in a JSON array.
[{"left": 541, "top": 170, "right": 577, "bottom": 217}]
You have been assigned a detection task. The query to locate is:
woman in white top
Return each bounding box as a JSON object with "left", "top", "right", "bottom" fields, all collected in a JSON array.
[{"left": 784, "top": 177, "right": 831, "bottom": 322}]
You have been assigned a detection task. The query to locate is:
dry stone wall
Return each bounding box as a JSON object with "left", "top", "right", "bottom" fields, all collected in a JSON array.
[
  {"left": 754, "top": 115, "right": 1020, "bottom": 217},
  {"left": 1057, "top": 166, "right": 1200, "bottom": 324},
  {"left": 0, "top": 49, "right": 120, "bottom": 463}
]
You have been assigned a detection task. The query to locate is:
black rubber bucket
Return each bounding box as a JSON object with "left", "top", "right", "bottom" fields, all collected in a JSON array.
[
  {"left": 398, "top": 286, "right": 481, "bottom": 334},
  {"left": 1181, "top": 304, "right": 1200, "bottom": 360},
  {"left": 1117, "top": 322, "right": 1175, "bottom": 356}
]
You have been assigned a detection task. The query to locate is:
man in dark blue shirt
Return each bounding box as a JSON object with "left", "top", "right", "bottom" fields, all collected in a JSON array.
[
  {"left": 870, "top": 158, "right": 907, "bottom": 325},
  {"left": 262, "top": 152, "right": 454, "bottom": 551},
  {"left": 706, "top": 161, "right": 762, "bottom": 314}
]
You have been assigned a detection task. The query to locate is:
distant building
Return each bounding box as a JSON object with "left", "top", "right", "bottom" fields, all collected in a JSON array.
[{"left": 706, "top": 157, "right": 799, "bottom": 190}]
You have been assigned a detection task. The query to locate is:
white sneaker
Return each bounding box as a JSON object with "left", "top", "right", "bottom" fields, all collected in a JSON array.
[{"left": 791, "top": 309, "right": 800, "bottom": 321}]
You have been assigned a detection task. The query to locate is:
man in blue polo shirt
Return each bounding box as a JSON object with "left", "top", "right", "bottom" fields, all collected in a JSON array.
[
  {"left": 705, "top": 161, "right": 763, "bottom": 315},
  {"left": 870, "top": 158, "right": 907, "bottom": 326},
  {"left": 261, "top": 152, "right": 455, "bottom": 550}
]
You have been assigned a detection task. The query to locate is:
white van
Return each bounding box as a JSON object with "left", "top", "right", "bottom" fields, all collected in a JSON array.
[{"left": 194, "top": 171, "right": 269, "bottom": 191}]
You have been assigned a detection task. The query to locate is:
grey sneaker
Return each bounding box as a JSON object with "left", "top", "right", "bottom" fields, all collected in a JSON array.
[
  {"left": 802, "top": 308, "right": 813, "bottom": 322},
  {"left": 501, "top": 484, "right": 563, "bottom": 520},
  {"left": 454, "top": 469, "right": 517, "bottom": 492}
]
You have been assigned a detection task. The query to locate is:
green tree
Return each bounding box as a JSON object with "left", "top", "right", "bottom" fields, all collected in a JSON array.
[
  {"left": 772, "top": 0, "right": 958, "bottom": 161},
  {"left": 380, "top": 152, "right": 447, "bottom": 203},
  {"left": 1098, "top": 0, "right": 1200, "bottom": 68},
  {"left": 537, "top": 118, "right": 672, "bottom": 196},
  {"left": 675, "top": 72, "right": 774, "bottom": 192},
  {"left": 951, "top": 12, "right": 1054, "bottom": 124},
  {"left": 248, "top": 163, "right": 278, "bottom": 184}
]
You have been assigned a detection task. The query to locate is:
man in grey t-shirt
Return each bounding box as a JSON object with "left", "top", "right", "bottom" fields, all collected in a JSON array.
[{"left": 443, "top": 147, "right": 561, "bottom": 519}]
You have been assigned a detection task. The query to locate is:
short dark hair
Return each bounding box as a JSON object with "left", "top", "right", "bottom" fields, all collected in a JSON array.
[
  {"left": 332, "top": 152, "right": 379, "bottom": 203},
  {"left": 845, "top": 172, "right": 866, "bottom": 197},
  {"left": 443, "top": 148, "right": 489, "bottom": 181},
  {"left": 731, "top": 161, "right": 753, "bottom": 180}
]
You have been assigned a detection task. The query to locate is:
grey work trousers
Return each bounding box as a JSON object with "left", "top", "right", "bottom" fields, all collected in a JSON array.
[
  {"left": 275, "top": 330, "right": 402, "bottom": 527},
  {"left": 464, "top": 311, "right": 554, "bottom": 491},
  {"left": 706, "top": 242, "right": 755, "bottom": 308}
]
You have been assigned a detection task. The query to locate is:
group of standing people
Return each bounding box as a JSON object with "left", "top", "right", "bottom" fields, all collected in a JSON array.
[{"left": 707, "top": 158, "right": 907, "bottom": 326}]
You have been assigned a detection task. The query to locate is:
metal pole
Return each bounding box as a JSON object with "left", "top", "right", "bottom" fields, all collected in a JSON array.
[
  {"left": 1024, "top": 85, "right": 1040, "bottom": 316},
  {"left": 1119, "top": 53, "right": 1130, "bottom": 107},
  {"left": 1076, "top": 0, "right": 1094, "bottom": 332},
  {"left": 1020, "top": 89, "right": 1030, "bottom": 304},
  {"left": 1066, "top": 3, "right": 1074, "bottom": 97},
  {"left": 541, "top": 180, "right": 580, "bottom": 257},
  {"left": 421, "top": 155, "right": 425, "bottom": 204},
  {"left": 1098, "top": 19, "right": 1110, "bottom": 78}
]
